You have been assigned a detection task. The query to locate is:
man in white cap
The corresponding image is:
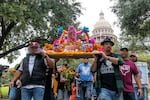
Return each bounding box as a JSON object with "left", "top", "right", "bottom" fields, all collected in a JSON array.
[
  {"left": 130, "top": 53, "right": 138, "bottom": 62},
  {"left": 10, "top": 41, "right": 54, "bottom": 100},
  {"left": 130, "top": 53, "right": 149, "bottom": 100}
]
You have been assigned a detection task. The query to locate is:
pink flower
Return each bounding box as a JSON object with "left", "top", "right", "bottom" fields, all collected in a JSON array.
[
  {"left": 89, "top": 38, "right": 95, "bottom": 44},
  {"left": 53, "top": 39, "right": 59, "bottom": 45},
  {"left": 100, "top": 48, "right": 104, "bottom": 52}
]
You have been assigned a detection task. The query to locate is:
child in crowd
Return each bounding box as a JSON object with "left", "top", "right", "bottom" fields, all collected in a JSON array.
[{"left": 70, "top": 82, "right": 76, "bottom": 100}]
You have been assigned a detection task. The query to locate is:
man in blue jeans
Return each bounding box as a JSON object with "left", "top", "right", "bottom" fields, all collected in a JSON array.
[
  {"left": 76, "top": 58, "right": 93, "bottom": 100},
  {"left": 10, "top": 41, "right": 54, "bottom": 100},
  {"left": 92, "top": 37, "right": 124, "bottom": 100},
  {"left": 130, "top": 53, "right": 148, "bottom": 100},
  {"left": 9, "top": 80, "right": 21, "bottom": 100},
  {"left": 9, "top": 64, "right": 21, "bottom": 100}
]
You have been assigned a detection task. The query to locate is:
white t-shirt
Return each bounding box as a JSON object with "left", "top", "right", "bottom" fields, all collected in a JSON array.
[{"left": 19, "top": 55, "right": 48, "bottom": 89}]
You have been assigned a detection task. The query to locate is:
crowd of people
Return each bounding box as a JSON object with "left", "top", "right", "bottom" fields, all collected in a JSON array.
[{"left": 9, "top": 37, "right": 149, "bottom": 100}]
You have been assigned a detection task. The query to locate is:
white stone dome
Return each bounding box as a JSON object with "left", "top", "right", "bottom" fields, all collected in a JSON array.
[{"left": 94, "top": 11, "right": 111, "bottom": 29}]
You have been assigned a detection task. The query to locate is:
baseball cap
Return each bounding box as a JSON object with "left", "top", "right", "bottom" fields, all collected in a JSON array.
[
  {"left": 120, "top": 47, "right": 128, "bottom": 51},
  {"left": 29, "top": 42, "right": 39, "bottom": 47},
  {"left": 130, "top": 53, "right": 137, "bottom": 57}
]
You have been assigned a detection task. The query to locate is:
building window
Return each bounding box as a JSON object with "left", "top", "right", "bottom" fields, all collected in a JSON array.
[{"left": 99, "top": 29, "right": 101, "bottom": 32}]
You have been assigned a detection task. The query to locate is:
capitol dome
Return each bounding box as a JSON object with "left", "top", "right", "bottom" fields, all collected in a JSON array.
[
  {"left": 94, "top": 12, "right": 111, "bottom": 29},
  {"left": 92, "top": 11, "right": 117, "bottom": 44}
]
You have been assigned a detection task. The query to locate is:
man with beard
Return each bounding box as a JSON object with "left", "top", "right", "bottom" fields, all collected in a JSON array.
[
  {"left": 92, "top": 37, "right": 124, "bottom": 100},
  {"left": 10, "top": 41, "right": 54, "bottom": 100}
]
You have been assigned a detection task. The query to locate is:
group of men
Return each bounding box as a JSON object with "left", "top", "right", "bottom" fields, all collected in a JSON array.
[
  {"left": 76, "top": 37, "right": 143, "bottom": 100},
  {"left": 9, "top": 37, "right": 146, "bottom": 100}
]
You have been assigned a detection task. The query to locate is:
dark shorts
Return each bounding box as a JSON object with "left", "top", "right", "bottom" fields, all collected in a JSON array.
[{"left": 123, "top": 91, "right": 135, "bottom": 100}]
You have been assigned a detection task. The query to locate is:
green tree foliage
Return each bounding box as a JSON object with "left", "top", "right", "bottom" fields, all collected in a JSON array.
[
  {"left": 111, "top": 0, "right": 150, "bottom": 50},
  {"left": 138, "top": 54, "right": 149, "bottom": 62},
  {"left": 119, "top": 33, "right": 150, "bottom": 51},
  {"left": 0, "top": 71, "right": 10, "bottom": 85},
  {"left": 0, "top": 0, "right": 83, "bottom": 62},
  {"left": 56, "top": 58, "right": 94, "bottom": 70},
  {"left": 137, "top": 53, "right": 150, "bottom": 66}
]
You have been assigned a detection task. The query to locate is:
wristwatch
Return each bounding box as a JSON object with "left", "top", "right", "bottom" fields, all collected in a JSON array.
[
  {"left": 107, "top": 56, "right": 110, "bottom": 60},
  {"left": 44, "top": 55, "right": 48, "bottom": 58}
]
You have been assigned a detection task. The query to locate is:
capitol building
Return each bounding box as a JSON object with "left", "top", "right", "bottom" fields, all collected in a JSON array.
[{"left": 92, "top": 11, "right": 117, "bottom": 44}]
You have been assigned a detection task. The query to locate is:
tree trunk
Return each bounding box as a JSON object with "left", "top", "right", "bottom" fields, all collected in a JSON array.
[
  {"left": 0, "top": 18, "right": 15, "bottom": 50},
  {"left": 0, "top": 37, "right": 48, "bottom": 58},
  {"left": 0, "top": 42, "right": 29, "bottom": 58}
]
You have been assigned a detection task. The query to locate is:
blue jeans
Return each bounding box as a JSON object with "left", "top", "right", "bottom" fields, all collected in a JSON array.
[
  {"left": 78, "top": 81, "right": 92, "bottom": 100},
  {"left": 92, "top": 87, "right": 97, "bottom": 97},
  {"left": 98, "top": 88, "right": 123, "bottom": 100},
  {"left": 9, "top": 87, "right": 17, "bottom": 100},
  {"left": 58, "top": 89, "right": 69, "bottom": 100},
  {"left": 134, "top": 87, "right": 148, "bottom": 100},
  {"left": 21, "top": 87, "right": 45, "bottom": 100}
]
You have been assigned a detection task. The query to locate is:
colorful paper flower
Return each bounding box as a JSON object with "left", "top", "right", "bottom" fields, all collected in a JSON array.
[
  {"left": 57, "top": 26, "right": 63, "bottom": 35},
  {"left": 82, "top": 26, "right": 89, "bottom": 33}
]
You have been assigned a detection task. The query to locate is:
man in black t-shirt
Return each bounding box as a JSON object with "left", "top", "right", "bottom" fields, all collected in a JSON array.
[
  {"left": 44, "top": 59, "right": 59, "bottom": 100},
  {"left": 57, "top": 64, "right": 69, "bottom": 100},
  {"left": 44, "top": 67, "right": 54, "bottom": 100},
  {"left": 92, "top": 37, "right": 124, "bottom": 100}
]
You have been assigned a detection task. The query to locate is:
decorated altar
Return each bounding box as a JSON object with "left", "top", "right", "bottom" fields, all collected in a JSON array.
[{"left": 42, "top": 26, "right": 104, "bottom": 58}]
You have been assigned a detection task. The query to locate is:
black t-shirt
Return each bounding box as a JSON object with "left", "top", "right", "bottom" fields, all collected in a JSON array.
[
  {"left": 99, "top": 54, "right": 117, "bottom": 91},
  {"left": 57, "top": 73, "right": 65, "bottom": 90}
]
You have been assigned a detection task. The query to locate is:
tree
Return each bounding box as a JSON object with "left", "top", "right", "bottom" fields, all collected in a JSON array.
[
  {"left": 118, "top": 33, "right": 150, "bottom": 51},
  {"left": 111, "top": 0, "right": 150, "bottom": 50},
  {"left": 0, "top": 0, "right": 82, "bottom": 62}
]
